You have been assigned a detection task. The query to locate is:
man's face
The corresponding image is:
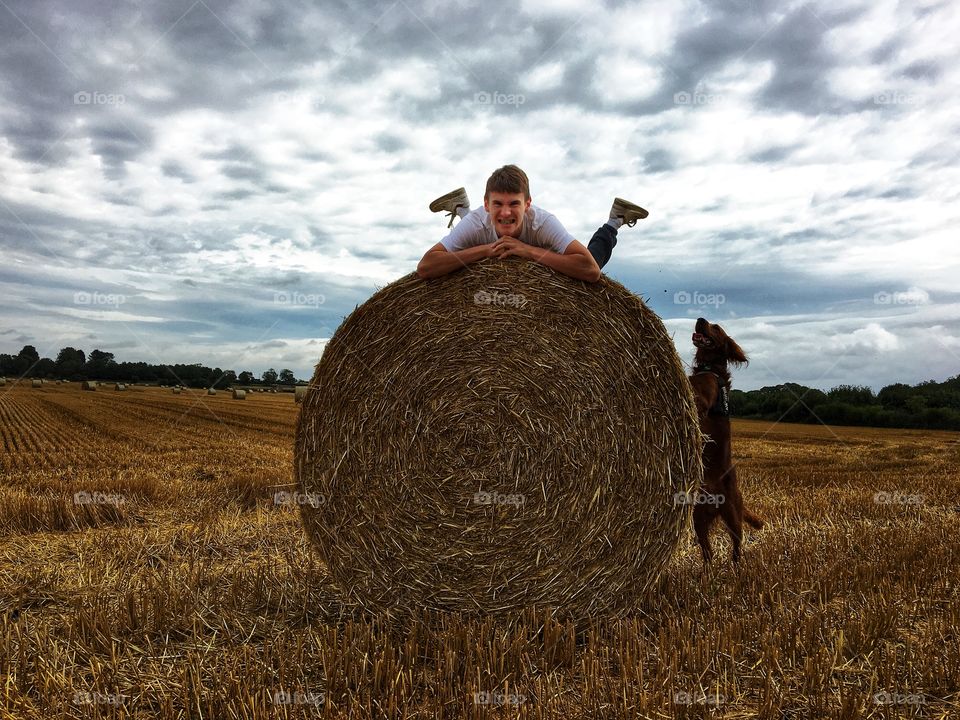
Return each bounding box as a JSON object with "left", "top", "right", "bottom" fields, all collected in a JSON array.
[{"left": 484, "top": 191, "right": 531, "bottom": 238}]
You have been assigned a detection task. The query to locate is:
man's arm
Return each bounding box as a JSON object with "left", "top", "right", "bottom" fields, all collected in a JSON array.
[
  {"left": 417, "top": 242, "right": 495, "bottom": 279},
  {"left": 491, "top": 238, "right": 601, "bottom": 283}
]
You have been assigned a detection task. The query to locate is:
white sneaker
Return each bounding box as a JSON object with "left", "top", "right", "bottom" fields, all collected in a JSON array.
[
  {"left": 610, "top": 197, "right": 649, "bottom": 227},
  {"left": 429, "top": 187, "right": 470, "bottom": 228}
]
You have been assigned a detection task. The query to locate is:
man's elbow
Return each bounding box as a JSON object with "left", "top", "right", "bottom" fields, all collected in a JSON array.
[
  {"left": 417, "top": 256, "right": 437, "bottom": 279},
  {"left": 583, "top": 258, "right": 602, "bottom": 283}
]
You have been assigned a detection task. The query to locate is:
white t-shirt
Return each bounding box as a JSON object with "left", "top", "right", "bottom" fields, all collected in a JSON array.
[{"left": 440, "top": 205, "right": 575, "bottom": 254}]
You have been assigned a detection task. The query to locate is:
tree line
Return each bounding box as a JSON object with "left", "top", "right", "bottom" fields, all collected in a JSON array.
[
  {"left": 730, "top": 377, "right": 960, "bottom": 431},
  {"left": 4, "top": 344, "right": 959, "bottom": 430},
  {"left": 0, "top": 345, "right": 303, "bottom": 389}
]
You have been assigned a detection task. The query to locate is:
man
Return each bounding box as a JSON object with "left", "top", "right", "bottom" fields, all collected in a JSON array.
[{"left": 416, "top": 165, "right": 647, "bottom": 283}]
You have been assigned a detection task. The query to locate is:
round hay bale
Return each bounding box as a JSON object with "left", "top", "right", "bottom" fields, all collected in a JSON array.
[
  {"left": 232, "top": 389, "right": 246, "bottom": 400},
  {"left": 172, "top": 387, "right": 181, "bottom": 395},
  {"left": 31, "top": 379, "right": 43, "bottom": 388},
  {"left": 82, "top": 381, "right": 97, "bottom": 391},
  {"left": 294, "top": 385, "right": 308, "bottom": 403},
  {"left": 207, "top": 388, "right": 217, "bottom": 396},
  {"left": 0, "top": 378, "right": 6, "bottom": 386},
  {"left": 115, "top": 383, "right": 126, "bottom": 391},
  {"left": 295, "top": 260, "right": 701, "bottom": 619}
]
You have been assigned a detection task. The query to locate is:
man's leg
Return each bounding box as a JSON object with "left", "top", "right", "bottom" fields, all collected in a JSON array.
[
  {"left": 590, "top": 198, "right": 649, "bottom": 269},
  {"left": 587, "top": 222, "right": 618, "bottom": 269}
]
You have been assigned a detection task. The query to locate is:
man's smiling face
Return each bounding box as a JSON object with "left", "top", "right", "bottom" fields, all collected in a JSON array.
[{"left": 484, "top": 191, "right": 531, "bottom": 238}]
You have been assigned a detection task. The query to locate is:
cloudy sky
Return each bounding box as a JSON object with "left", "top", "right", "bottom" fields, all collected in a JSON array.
[{"left": 1, "top": 0, "right": 958, "bottom": 391}]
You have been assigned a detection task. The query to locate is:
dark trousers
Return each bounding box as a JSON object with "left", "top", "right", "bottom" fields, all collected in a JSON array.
[{"left": 587, "top": 223, "right": 617, "bottom": 269}]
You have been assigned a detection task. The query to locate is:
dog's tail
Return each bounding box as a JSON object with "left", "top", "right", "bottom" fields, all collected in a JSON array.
[{"left": 743, "top": 508, "right": 764, "bottom": 530}]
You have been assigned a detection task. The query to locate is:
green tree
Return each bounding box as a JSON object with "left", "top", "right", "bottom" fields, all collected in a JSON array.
[
  {"left": 278, "top": 369, "right": 295, "bottom": 385},
  {"left": 85, "top": 349, "right": 116, "bottom": 379},
  {"left": 55, "top": 347, "right": 86, "bottom": 378},
  {"left": 262, "top": 368, "right": 278, "bottom": 385},
  {"left": 827, "top": 385, "right": 877, "bottom": 406}
]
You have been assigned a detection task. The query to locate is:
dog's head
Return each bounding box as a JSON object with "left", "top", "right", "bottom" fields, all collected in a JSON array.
[{"left": 692, "top": 317, "right": 748, "bottom": 367}]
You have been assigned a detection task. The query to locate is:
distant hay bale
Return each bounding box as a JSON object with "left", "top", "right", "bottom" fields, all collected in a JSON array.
[
  {"left": 0, "top": 377, "right": 5, "bottom": 386},
  {"left": 31, "top": 379, "right": 43, "bottom": 388},
  {"left": 115, "top": 383, "right": 126, "bottom": 391},
  {"left": 232, "top": 389, "right": 246, "bottom": 400},
  {"left": 294, "top": 385, "right": 308, "bottom": 403},
  {"left": 295, "top": 260, "right": 701, "bottom": 619},
  {"left": 82, "top": 381, "right": 97, "bottom": 391},
  {"left": 172, "top": 387, "right": 181, "bottom": 394},
  {"left": 207, "top": 388, "right": 217, "bottom": 396}
]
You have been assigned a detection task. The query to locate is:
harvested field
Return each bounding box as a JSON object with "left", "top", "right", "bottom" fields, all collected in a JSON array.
[{"left": 1, "top": 383, "right": 958, "bottom": 718}]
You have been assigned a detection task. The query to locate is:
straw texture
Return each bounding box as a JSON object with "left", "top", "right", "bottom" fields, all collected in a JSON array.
[{"left": 295, "top": 260, "right": 701, "bottom": 619}]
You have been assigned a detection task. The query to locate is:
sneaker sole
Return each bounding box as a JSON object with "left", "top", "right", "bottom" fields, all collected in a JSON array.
[
  {"left": 613, "top": 197, "right": 649, "bottom": 219},
  {"left": 429, "top": 188, "right": 468, "bottom": 212}
]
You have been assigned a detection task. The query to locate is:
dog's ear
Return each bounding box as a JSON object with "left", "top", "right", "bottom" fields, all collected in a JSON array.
[{"left": 725, "top": 336, "right": 748, "bottom": 366}]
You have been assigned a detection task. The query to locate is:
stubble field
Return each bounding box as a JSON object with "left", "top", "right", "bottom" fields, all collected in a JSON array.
[{"left": 1, "top": 383, "right": 958, "bottom": 719}]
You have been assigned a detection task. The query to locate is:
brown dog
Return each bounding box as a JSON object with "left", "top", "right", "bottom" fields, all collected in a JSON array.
[{"left": 689, "top": 317, "right": 763, "bottom": 563}]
